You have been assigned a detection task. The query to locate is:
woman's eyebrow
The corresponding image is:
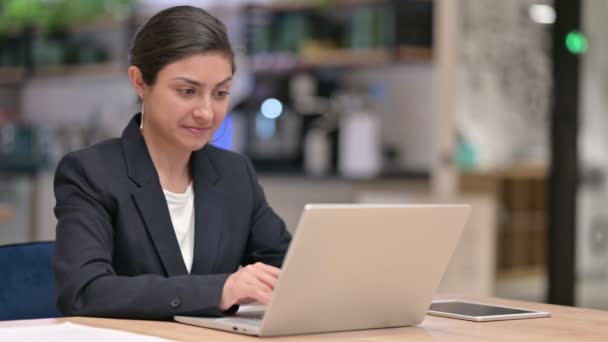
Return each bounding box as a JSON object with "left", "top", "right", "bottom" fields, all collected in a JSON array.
[
  {"left": 171, "top": 77, "right": 201, "bottom": 87},
  {"left": 216, "top": 76, "right": 233, "bottom": 87},
  {"left": 170, "top": 76, "right": 232, "bottom": 87}
]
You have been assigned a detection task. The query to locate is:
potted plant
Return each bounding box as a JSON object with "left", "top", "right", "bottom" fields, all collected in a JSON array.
[{"left": 0, "top": 0, "right": 134, "bottom": 70}]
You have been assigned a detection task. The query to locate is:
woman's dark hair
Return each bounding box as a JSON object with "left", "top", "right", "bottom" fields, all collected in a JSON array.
[{"left": 129, "top": 5, "right": 235, "bottom": 85}]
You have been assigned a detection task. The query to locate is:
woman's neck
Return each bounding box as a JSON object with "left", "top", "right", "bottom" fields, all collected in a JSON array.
[{"left": 142, "top": 127, "right": 191, "bottom": 193}]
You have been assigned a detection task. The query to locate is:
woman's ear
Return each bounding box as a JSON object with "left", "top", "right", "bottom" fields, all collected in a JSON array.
[{"left": 128, "top": 66, "right": 146, "bottom": 100}]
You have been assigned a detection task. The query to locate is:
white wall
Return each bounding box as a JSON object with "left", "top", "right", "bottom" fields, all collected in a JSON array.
[
  {"left": 342, "top": 64, "right": 435, "bottom": 172},
  {"left": 21, "top": 74, "right": 135, "bottom": 134}
]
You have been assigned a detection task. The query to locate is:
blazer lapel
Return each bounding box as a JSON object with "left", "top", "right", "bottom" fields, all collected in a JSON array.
[
  {"left": 190, "top": 146, "right": 224, "bottom": 275},
  {"left": 121, "top": 114, "right": 188, "bottom": 277}
]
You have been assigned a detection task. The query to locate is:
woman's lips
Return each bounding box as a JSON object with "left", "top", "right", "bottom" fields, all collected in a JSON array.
[{"left": 183, "top": 126, "right": 212, "bottom": 134}]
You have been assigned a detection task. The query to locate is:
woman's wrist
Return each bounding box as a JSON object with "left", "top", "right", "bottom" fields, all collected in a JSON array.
[
  {"left": 219, "top": 275, "right": 234, "bottom": 310},
  {"left": 218, "top": 296, "right": 233, "bottom": 311}
]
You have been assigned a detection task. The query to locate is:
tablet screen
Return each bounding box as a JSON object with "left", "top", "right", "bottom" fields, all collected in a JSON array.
[{"left": 429, "top": 301, "right": 536, "bottom": 317}]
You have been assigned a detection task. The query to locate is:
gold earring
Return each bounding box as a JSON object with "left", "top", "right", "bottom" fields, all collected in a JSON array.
[{"left": 140, "top": 102, "right": 145, "bottom": 130}]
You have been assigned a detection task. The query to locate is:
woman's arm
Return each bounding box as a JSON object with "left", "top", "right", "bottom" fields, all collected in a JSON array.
[
  {"left": 53, "top": 153, "right": 235, "bottom": 320},
  {"left": 241, "top": 157, "right": 292, "bottom": 268}
]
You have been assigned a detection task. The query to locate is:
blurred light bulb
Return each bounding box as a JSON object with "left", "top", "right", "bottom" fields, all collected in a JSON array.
[
  {"left": 261, "top": 98, "right": 283, "bottom": 119},
  {"left": 529, "top": 4, "right": 556, "bottom": 24},
  {"left": 565, "top": 30, "right": 588, "bottom": 54}
]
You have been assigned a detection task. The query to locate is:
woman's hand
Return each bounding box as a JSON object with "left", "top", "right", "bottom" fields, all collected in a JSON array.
[{"left": 219, "top": 262, "right": 281, "bottom": 311}]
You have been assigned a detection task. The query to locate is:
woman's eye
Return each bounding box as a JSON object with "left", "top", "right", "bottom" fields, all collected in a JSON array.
[
  {"left": 179, "top": 88, "right": 195, "bottom": 96},
  {"left": 215, "top": 90, "right": 230, "bottom": 98}
]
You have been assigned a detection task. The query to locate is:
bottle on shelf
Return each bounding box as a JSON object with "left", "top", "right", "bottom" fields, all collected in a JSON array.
[{"left": 337, "top": 86, "right": 382, "bottom": 179}]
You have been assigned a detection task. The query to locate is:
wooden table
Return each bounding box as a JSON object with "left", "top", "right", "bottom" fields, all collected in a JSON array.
[{"left": 2, "top": 296, "right": 608, "bottom": 341}]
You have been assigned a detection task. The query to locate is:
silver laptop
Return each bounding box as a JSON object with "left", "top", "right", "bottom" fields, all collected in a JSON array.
[{"left": 175, "top": 204, "right": 471, "bottom": 337}]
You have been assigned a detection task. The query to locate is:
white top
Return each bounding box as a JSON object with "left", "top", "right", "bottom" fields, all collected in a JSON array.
[{"left": 163, "top": 183, "right": 195, "bottom": 273}]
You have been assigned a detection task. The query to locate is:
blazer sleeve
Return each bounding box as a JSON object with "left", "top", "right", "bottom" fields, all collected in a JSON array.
[
  {"left": 242, "top": 157, "right": 292, "bottom": 268},
  {"left": 53, "top": 153, "right": 237, "bottom": 320}
]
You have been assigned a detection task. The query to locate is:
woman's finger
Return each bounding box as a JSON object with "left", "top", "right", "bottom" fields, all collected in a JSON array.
[{"left": 254, "top": 262, "right": 281, "bottom": 277}]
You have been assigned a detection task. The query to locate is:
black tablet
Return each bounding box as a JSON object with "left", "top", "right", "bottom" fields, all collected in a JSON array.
[{"left": 428, "top": 300, "right": 551, "bottom": 322}]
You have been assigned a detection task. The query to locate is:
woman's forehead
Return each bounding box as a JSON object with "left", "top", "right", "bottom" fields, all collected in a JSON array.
[{"left": 159, "top": 53, "right": 233, "bottom": 84}]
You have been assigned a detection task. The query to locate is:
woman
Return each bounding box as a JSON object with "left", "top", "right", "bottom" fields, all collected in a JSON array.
[{"left": 53, "top": 6, "right": 291, "bottom": 320}]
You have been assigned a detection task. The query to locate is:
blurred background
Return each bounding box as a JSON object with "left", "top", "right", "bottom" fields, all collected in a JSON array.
[{"left": 0, "top": 0, "right": 605, "bottom": 310}]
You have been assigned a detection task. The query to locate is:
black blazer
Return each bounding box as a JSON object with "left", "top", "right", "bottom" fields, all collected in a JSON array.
[{"left": 53, "top": 114, "right": 291, "bottom": 320}]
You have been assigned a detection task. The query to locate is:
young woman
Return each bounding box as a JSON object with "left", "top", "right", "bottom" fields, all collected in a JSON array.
[{"left": 53, "top": 6, "right": 291, "bottom": 320}]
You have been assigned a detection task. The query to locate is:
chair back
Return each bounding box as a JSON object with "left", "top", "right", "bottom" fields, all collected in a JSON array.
[{"left": 0, "top": 241, "right": 62, "bottom": 320}]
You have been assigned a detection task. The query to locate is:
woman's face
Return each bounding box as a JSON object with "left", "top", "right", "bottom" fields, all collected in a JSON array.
[{"left": 141, "top": 52, "right": 233, "bottom": 152}]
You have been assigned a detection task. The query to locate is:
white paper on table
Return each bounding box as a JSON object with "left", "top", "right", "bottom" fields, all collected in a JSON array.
[{"left": 0, "top": 322, "right": 172, "bottom": 342}]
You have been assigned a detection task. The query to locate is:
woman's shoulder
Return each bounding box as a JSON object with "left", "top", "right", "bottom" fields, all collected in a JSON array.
[
  {"left": 59, "top": 138, "right": 124, "bottom": 168},
  {"left": 54, "top": 138, "right": 128, "bottom": 212},
  {"left": 56, "top": 138, "right": 127, "bottom": 183}
]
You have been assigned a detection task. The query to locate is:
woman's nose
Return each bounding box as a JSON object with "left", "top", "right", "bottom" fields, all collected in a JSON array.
[{"left": 193, "top": 98, "right": 214, "bottom": 122}]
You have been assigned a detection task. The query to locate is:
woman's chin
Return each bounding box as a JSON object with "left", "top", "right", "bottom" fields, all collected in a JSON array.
[{"left": 182, "top": 138, "right": 210, "bottom": 152}]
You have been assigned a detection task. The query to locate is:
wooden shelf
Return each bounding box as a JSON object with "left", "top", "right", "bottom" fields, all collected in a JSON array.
[
  {"left": 249, "top": 0, "right": 432, "bottom": 12},
  {"left": 301, "top": 48, "right": 390, "bottom": 67},
  {"left": 31, "top": 62, "right": 124, "bottom": 79},
  {"left": 64, "top": 16, "right": 126, "bottom": 32},
  {"left": 398, "top": 46, "right": 433, "bottom": 63},
  {"left": 248, "top": 0, "right": 385, "bottom": 12},
  {"left": 251, "top": 46, "right": 432, "bottom": 74},
  {"left": 251, "top": 49, "right": 389, "bottom": 74},
  {"left": 496, "top": 265, "right": 546, "bottom": 280},
  {"left": 461, "top": 164, "right": 548, "bottom": 181},
  {"left": 0, "top": 67, "right": 26, "bottom": 85}
]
